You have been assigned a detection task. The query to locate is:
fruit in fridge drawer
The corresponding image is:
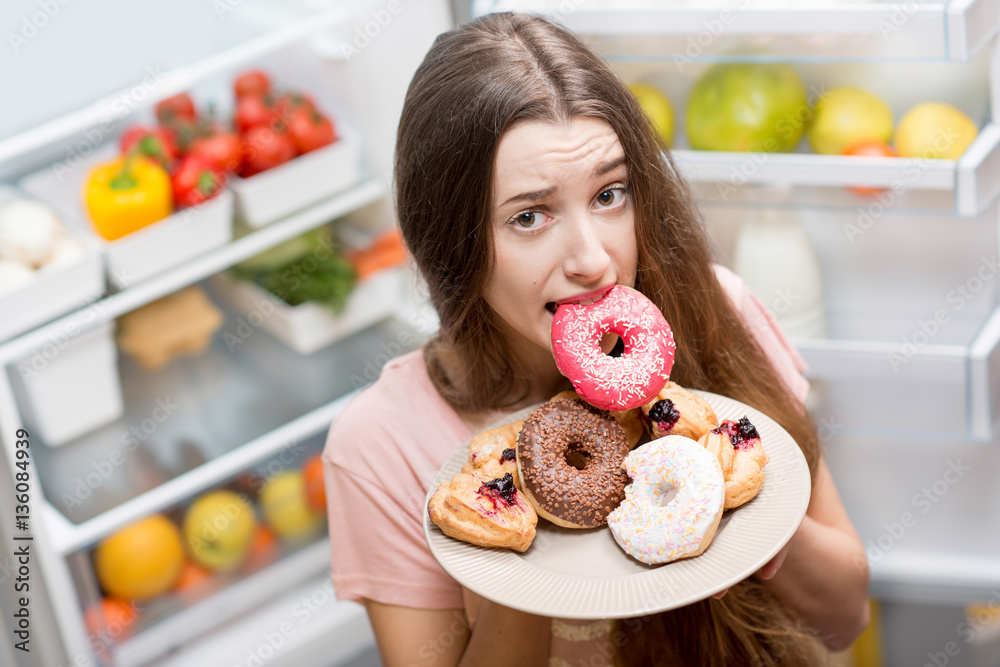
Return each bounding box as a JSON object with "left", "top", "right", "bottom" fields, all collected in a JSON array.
[
  {"left": 287, "top": 107, "right": 337, "bottom": 154},
  {"left": 84, "top": 154, "right": 173, "bottom": 240},
  {"left": 842, "top": 140, "right": 897, "bottom": 196},
  {"left": 84, "top": 597, "right": 140, "bottom": 642},
  {"left": 234, "top": 70, "right": 271, "bottom": 99},
  {"left": 119, "top": 125, "right": 177, "bottom": 168},
  {"left": 235, "top": 94, "right": 275, "bottom": 134},
  {"left": 239, "top": 126, "right": 296, "bottom": 177},
  {"left": 171, "top": 156, "right": 227, "bottom": 208},
  {"left": 94, "top": 515, "right": 185, "bottom": 601},
  {"left": 807, "top": 87, "right": 893, "bottom": 156},
  {"left": 260, "top": 471, "right": 324, "bottom": 541},
  {"left": 183, "top": 490, "right": 257, "bottom": 571},
  {"left": 687, "top": 63, "right": 808, "bottom": 153},
  {"left": 171, "top": 560, "right": 214, "bottom": 593},
  {"left": 895, "top": 102, "right": 979, "bottom": 160},
  {"left": 155, "top": 93, "right": 197, "bottom": 125},
  {"left": 242, "top": 524, "right": 279, "bottom": 572},
  {"left": 628, "top": 83, "right": 674, "bottom": 147},
  {"left": 189, "top": 130, "right": 242, "bottom": 173},
  {"left": 303, "top": 455, "right": 327, "bottom": 512}
]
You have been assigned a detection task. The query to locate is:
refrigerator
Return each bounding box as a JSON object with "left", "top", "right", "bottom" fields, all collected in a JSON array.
[{"left": 1, "top": 1, "right": 999, "bottom": 666}]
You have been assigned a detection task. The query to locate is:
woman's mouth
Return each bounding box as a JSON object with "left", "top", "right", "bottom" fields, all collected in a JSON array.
[{"left": 545, "top": 285, "right": 615, "bottom": 314}]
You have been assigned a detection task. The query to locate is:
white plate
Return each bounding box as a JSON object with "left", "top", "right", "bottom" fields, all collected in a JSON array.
[{"left": 423, "top": 391, "right": 811, "bottom": 619}]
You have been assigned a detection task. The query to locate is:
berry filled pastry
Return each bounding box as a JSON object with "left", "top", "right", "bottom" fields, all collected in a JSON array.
[
  {"left": 428, "top": 472, "right": 537, "bottom": 552},
  {"left": 462, "top": 420, "right": 524, "bottom": 488},
  {"left": 698, "top": 417, "right": 769, "bottom": 509},
  {"left": 641, "top": 381, "right": 718, "bottom": 442}
]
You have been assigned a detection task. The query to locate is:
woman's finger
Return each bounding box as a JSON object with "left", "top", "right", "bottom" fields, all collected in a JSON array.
[
  {"left": 760, "top": 544, "right": 790, "bottom": 580},
  {"left": 712, "top": 588, "right": 729, "bottom": 599}
]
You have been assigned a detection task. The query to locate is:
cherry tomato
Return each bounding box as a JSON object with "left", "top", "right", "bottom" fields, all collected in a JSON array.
[
  {"left": 155, "top": 93, "right": 197, "bottom": 125},
  {"left": 235, "top": 94, "right": 275, "bottom": 134},
  {"left": 272, "top": 92, "right": 317, "bottom": 128},
  {"left": 119, "top": 126, "right": 177, "bottom": 167},
  {"left": 189, "top": 131, "right": 242, "bottom": 173},
  {"left": 171, "top": 156, "right": 227, "bottom": 208},
  {"left": 842, "top": 140, "right": 897, "bottom": 197},
  {"left": 235, "top": 70, "right": 271, "bottom": 99},
  {"left": 287, "top": 108, "right": 337, "bottom": 154},
  {"left": 240, "top": 126, "right": 295, "bottom": 177}
]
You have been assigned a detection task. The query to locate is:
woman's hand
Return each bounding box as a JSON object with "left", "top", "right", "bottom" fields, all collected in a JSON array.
[{"left": 711, "top": 541, "right": 791, "bottom": 599}]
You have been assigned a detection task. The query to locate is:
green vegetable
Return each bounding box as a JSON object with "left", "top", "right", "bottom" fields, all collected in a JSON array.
[{"left": 231, "top": 227, "right": 357, "bottom": 313}]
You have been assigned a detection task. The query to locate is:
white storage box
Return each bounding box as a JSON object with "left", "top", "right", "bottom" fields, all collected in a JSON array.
[
  {"left": 228, "top": 122, "right": 362, "bottom": 228},
  {"left": 11, "top": 320, "right": 124, "bottom": 446},
  {"left": 209, "top": 267, "right": 403, "bottom": 355},
  {"left": 0, "top": 185, "right": 105, "bottom": 341},
  {"left": 19, "top": 146, "right": 233, "bottom": 290}
]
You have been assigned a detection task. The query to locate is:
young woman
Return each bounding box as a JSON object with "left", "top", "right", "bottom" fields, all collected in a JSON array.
[{"left": 323, "top": 13, "right": 870, "bottom": 666}]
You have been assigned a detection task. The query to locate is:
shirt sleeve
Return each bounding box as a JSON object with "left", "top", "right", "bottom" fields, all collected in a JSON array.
[
  {"left": 322, "top": 448, "right": 464, "bottom": 611},
  {"left": 713, "top": 264, "right": 810, "bottom": 405}
]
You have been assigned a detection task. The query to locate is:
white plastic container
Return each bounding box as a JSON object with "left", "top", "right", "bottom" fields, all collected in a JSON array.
[
  {"left": 0, "top": 185, "right": 105, "bottom": 341},
  {"left": 209, "top": 267, "right": 403, "bottom": 355},
  {"left": 11, "top": 320, "right": 124, "bottom": 446},
  {"left": 228, "top": 122, "right": 362, "bottom": 228},
  {"left": 19, "top": 146, "right": 233, "bottom": 290}
]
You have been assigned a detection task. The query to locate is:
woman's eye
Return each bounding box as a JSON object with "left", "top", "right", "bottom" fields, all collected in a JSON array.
[
  {"left": 595, "top": 188, "right": 626, "bottom": 208},
  {"left": 512, "top": 211, "right": 543, "bottom": 228}
]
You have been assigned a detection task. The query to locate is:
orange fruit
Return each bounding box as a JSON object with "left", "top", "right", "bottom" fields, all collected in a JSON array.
[
  {"left": 303, "top": 455, "right": 327, "bottom": 512},
  {"left": 842, "top": 140, "right": 897, "bottom": 197},
  {"left": 172, "top": 561, "right": 213, "bottom": 593},
  {"left": 84, "top": 597, "right": 140, "bottom": 642},
  {"left": 95, "top": 515, "right": 185, "bottom": 601},
  {"left": 242, "top": 525, "right": 279, "bottom": 573}
]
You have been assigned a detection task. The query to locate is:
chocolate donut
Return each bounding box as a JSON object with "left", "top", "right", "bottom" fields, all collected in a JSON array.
[{"left": 516, "top": 399, "right": 630, "bottom": 529}]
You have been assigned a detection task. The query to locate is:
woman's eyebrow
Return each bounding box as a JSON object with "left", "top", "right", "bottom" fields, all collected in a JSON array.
[
  {"left": 594, "top": 156, "right": 626, "bottom": 176},
  {"left": 499, "top": 157, "right": 627, "bottom": 208},
  {"left": 501, "top": 186, "right": 556, "bottom": 207}
]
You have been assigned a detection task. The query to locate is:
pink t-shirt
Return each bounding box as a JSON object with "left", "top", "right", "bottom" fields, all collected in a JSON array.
[{"left": 322, "top": 265, "right": 809, "bottom": 655}]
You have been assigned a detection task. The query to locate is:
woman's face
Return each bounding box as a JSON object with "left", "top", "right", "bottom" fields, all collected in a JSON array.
[{"left": 486, "top": 116, "right": 638, "bottom": 361}]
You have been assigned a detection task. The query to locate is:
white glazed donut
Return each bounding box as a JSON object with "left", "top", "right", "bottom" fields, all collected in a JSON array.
[{"left": 607, "top": 435, "right": 725, "bottom": 565}]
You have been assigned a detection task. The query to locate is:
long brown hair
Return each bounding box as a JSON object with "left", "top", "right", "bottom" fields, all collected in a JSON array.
[{"left": 395, "top": 12, "right": 823, "bottom": 665}]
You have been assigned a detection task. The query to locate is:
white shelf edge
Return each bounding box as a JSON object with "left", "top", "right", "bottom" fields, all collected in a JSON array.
[
  {"left": 0, "top": 6, "right": 351, "bottom": 167},
  {"left": 44, "top": 391, "right": 356, "bottom": 556},
  {"left": 870, "top": 549, "right": 1000, "bottom": 606},
  {"left": 113, "top": 538, "right": 332, "bottom": 667},
  {"left": 673, "top": 149, "right": 957, "bottom": 191},
  {"left": 480, "top": 1, "right": 998, "bottom": 61},
  {"left": 0, "top": 177, "right": 385, "bottom": 366}
]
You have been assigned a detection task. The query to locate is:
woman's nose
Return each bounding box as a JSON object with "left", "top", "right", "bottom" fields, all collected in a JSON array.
[{"left": 563, "top": 215, "right": 612, "bottom": 281}]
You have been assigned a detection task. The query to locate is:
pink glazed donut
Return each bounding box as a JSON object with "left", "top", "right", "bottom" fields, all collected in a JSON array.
[{"left": 551, "top": 285, "right": 676, "bottom": 411}]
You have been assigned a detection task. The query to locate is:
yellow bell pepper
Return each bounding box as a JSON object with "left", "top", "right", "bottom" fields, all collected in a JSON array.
[{"left": 84, "top": 154, "right": 173, "bottom": 241}]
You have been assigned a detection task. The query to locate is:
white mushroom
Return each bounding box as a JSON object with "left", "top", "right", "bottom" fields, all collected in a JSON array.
[
  {"left": 0, "top": 200, "right": 61, "bottom": 267},
  {"left": 0, "top": 259, "right": 35, "bottom": 295}
]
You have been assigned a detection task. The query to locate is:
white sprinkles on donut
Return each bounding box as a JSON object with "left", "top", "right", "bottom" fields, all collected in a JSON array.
[
  {"left": 607, "top": 435, "right": 725, "bottom": 565},
  {"left": 551, "top": 286, "right": 676, "bottom": 411}
]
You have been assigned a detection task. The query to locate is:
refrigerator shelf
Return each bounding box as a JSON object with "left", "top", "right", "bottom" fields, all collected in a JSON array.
[
  {"left": 475, "top": 0, "right": 999, "bottom": 62},
  {"left": 0, "top": 4, "right": 351, "bottom": 175},
  {"left": 795, "top": 306, "right": 1000, "bottom": 442},
  {"left": 674, "top": 122, "right": 1000, "bottom": 218},
  {"left": 110, "top": 537, "right": 334, "bottom": 667},
  {"left": 20, "top": 309, "right": 423, "bottom": 553},
  {"left": 0, "top": 177, "right": 385, "bottom": 368}
]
